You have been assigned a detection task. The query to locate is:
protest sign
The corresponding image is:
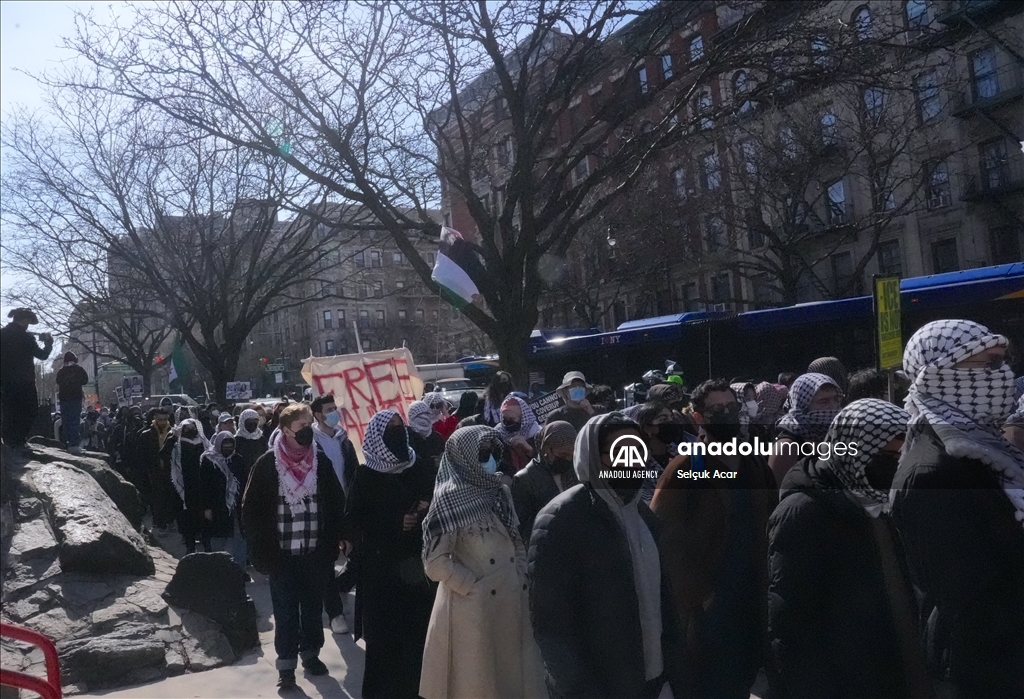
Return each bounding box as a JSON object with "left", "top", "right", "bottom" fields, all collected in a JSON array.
[
  {"left": 226, "top": 381, "right": 252, "bottom": 400},
  {"left": 527, "top": 391, "right": 564, "bottom": 423},
  {"left": 301, "top": 348, "right": 424, "bottom": 462}
]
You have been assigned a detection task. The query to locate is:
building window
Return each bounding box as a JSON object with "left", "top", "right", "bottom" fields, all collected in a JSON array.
[
  {"left": 398, "top": 309, "right": 407, "bottom": 321},
  {"left": 494, "top": 96, "right": 510, "bottom": 120},
  {"left": 811, "top": 35, "right": 830, "bottom": 66},
  {"left": 316, "top": 341, "right": 322, "bottom": 356},
  {"left": 733, "top": 71, "right": 754, "bottom": 113},
  {"left": 874, "top": 166, "right": 896, "bottom": 211},
  {"left": 671, "top": 167, "right": 690, "bottom": 199},
  {"left": 325, "top": 339, "right": 335, "bottom": 354},
  {"left": 572, "top": 156, "right": 590, "bottom": 186},
  {"left": 395, "top": 280, "right": 405, "bottom": 290},
  {"left": 700, "top": 151, "right": 721, "bottom": 191},
  {"left": 689, "top": 35, "right": 704, "bottom": 62},
  {"left": 432, "top": 309, "right": 439, "bottom": 321},
  {"left": 637, "top": 66, "right": 649, "bottom": 95},
  {"left": 392, "top": 251, "right": 405, "bottom": 265},
  {"left": 359, "top": 310, "right": 370, "bottom": 328},
  {"left": 426, "top": 252, "right": 436, "bottom": 266},
  {"left": 415, "top": 309, "right": 425, "bottom": 322},
  {"left": 711, "top": 273, "right": 731, "bottom": 304},
  {"left": 863, "top": 86, "right": 885, "bottom": 124},
  {"left": 322, "top": 310, "right": 333, "bottom": 330},
  {"left": 878, "top": 240, "right": 903, "bottom": 276},
  {"left": 779, "top": 124, "right": 797, "bottom": 160},
  {"left": 827, "top": 180, "right": 847, "bottom": 225},
  {"left": 695, "top": 89, "right": 713, "bottom": 130},
  {"left": 361, "top": 339, "right": 371, "bottom": 351},
  {"left": 820, "top": 110, "right": 838, "bottom": 145},
  {"left": 337, "top": 309, "right": 346, "bottom": 324},
  {"left": 990, "top": 226, "right": 1022, "bottom": 265},
  {"left": 373, "top": 281, "right": 384, "bottom": 298},
  {"left": 770, "top": 54, "right": 794, "bottom": 93},
  {"left": 739, "top": 140, "right": 758, "bottom": 178},
  {"left": 358, "top": 283, "right": 370, "bottom": 299},
  {"left": 980, "top": 139, "right": 1010, "bottom": 190},
  {"left": 853, "top": 6, "right": 873, "bottom": 41},
  {"left": 354, "top": 251, "right": 365, "bottom": 267},
  {"left": 925, "top": 160, "right": 951, "bottom": 209},
  {"left": 661, "top": 54, "right": 673, "bottom": 80},
  {"left": 915, "top": 70, "right": 940, "bottom": 123},
  {"left": 370, "top": 250, "right": 381, "bottom": 268},
  {"left": 705, "top": 216, "right": 727, "bottom": 251},
  {"left": 905, "top": 0, "right": 931, "bottom": 32},
  {"left": 971, "top": 46, "right": 999, "bottom": 100},
  {"left": 376, "top": 310, "right": 386, "bottom": 326},
  {"left": 496, "top": 137, "right": 513, "bottom": 167},
  {"left": 747, "top": 209, "right": 768, "bottom": 249},
  {"left": 831, "top": 251, "right": 855, "bottom": 293},
  {"left": 753, "top": 274, "right": 782, "bottom": 306},
  {"left": 932, "top": 238, "right": 959, "bottom": 273}
]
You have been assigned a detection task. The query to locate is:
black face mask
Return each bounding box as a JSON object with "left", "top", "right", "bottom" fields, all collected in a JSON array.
[
  {"left": 502, "top": 418, "right": 521, "bottom": 433},
  {"left": 702, "top": 403, "right": 742, "bottom": 441},
  {"left": 497, "top": 382, "right": 513, "bottom": 394},
  {"left": 220, "top": 448, "right": 235, "bottom": 458},
  {"left": 382, "top": 424, "right": 409, "bottom": 460},
  {"left": 653, "top": 423, "right": 689, "bottom": 445},
  {"left": 181, "top": 428, "right": 198, "bottom": 440},
  {"left": 546, "top": 455, "right": 574, "bottom": 475},
  {"left": 293, "top": 425, "right": 314, "bottom": 447},
  {"left": 244, "top": 420, "right": 259, "bottom": 433},
  {"left": 864, "top": 452, "right": 900, "bottom": 490}
]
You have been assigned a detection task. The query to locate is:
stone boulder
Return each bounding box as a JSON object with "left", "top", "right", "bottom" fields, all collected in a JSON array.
[
  {"left": 162, "top": 552, "right": 259, "bottom": 653},
  {"left": 58, "top": 621, "right": 166, "bottom": 687},
  {"left": 30, "top": 462, "right": 154, "bottom": 576},
  {"left": 28, "top": 445, "right": 144, "bottom": 530}
]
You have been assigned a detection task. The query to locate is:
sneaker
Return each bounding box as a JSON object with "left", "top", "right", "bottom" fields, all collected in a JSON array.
[
  {"left": 277, "top": 670, "right": 296, "bottom": 688},
  {"left": 302, "top": 657, "right": 329, "bottom": 676},
  {"left": 330, "top": 614, "right": 349, "bottom": 634}
]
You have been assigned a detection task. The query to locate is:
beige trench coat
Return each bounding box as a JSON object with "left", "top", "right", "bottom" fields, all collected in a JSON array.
[{"left": 420, "top": 512, "right": 547, "bottom": 699}]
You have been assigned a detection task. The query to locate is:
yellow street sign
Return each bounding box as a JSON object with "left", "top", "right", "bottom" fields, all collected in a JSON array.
[{"left": 874, "top": 276, "right": 902, "bottom": 370}]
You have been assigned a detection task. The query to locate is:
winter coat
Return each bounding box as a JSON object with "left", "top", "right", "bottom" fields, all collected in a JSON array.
[
  {"left": 199, "top": 453, "right": 244, "bottom": 539},
  {"left": 420, "top": 512, "right": 547, "bottom": 699},
  {"left": 240, "top": 449, "right": 346, "bottom": 575},
  {"left": 768, "top": 457, "right": 918, "bottom": 699},
  {"left": 55, "top": 364, "right": 89, "bottom": 402},
  {"left": 511, "top": 457, "right": 578, "bottom": 544},
  {"left": 235, "top": 432, "right": 269, "bottom": 473},
  {"left": 890, "top": 423, "right": 1024, "bottom": 698},
  {"left": 544, "top": 405, "right": 592, "bottom": 431},
  {"left": 0, "top": 323, "right": 52, "bottom": 385},
  {"left": 649, "top": 451, "right": 777, "bottom": 696},
  {"left": 528, "top": 483, "right": 680, "bottom": 699}
]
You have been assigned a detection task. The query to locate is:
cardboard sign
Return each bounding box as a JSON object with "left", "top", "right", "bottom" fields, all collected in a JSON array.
[
  {"left": 874, "top": 276, "right": 902, "bottom": 371},
  {"left": 301, "top": 348, "right": 424, "bottom": 462},
  {"left": 226, "top": 381, "right": 253, "bottom": 400},
  {"left": 527, "top": 391, "right": 564, "bottom": 423}
]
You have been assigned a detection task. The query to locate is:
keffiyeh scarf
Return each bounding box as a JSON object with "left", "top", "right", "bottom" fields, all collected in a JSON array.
[
  {"left": 273, "top": 426, "right": 318, "bottom": 515},
  {"left": 362, "top": 409, "right": 417, "bottom": 473},
  {"left": 421, "top": 425, "right": 522, "bottom": 556},
  {"left": 171, "top": 419, "right": 209, "bottom": 507},
  {"left": 808, "top": 356, "right": 849, "bottom": 395},
  {"left": 776, "top": 373, "right": 842, "bottom": 442},
  {"left": 494, "top": 395, "right": 541, "bottom": 443},
  {"left": 201, "top": 432, "right": 241, "bottom": 514},
  {"left": 755, "top": 382, "right": 788, "bottom": 426},
  {"left": 824, "top": 399, "right": 909, "bottom": 517},
  {"left": 235, "top": 408, "right": 263, "bottom": 440},
  {"left": 407, "top": 401, "right": 435, "bottom": 439},
  {"left": 902, "top": 319, "right": 1024, "bottom": 526}
]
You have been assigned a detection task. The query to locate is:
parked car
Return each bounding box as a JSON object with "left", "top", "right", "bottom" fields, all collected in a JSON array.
[
  {"left": 141, "top": 394, "right": 200, "bottom": 411},
  {"left": 433, "top": 378, "right": 485, "bottom": 405}
]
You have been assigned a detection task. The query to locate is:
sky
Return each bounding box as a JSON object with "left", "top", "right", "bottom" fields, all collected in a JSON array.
[{"left": 0, "top": 1, "right": 122, "bottom": 336}]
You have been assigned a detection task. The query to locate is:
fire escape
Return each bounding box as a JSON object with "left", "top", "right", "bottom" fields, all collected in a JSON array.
[{"left": 938, "top": 0, "right": 1024, "bottom": 263}]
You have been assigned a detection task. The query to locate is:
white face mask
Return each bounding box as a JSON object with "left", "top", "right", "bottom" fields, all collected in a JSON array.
[{"left": 745, "top": 400, "right": 759, "bottom": 418}]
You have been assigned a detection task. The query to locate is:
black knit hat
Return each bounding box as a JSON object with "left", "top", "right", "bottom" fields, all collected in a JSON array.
[
  {"left": 64, "top": 351, "right": 79, "bottom": 363},
  {"left": 8, "top": 308, "right": 38, "bottom": 324}
]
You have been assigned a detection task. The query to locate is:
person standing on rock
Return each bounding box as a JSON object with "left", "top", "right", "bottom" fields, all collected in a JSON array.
[
  {"left": 139, "top": 407, "right": 176, "bottom": 530},
  {"left": 0, "top": 308, "right": 53, "bottom": 455},
  {"left": 172, "top": 418, "right": 211, "bottom": 554},
  {"left": 54, "top": 351, "right": 89, "bottom": 455},
  {"left": 241, "top": 402, "right": 347, "bottom": 689},
  {"left": 200, "top": 432, "right": 245, "bottom": 569}
]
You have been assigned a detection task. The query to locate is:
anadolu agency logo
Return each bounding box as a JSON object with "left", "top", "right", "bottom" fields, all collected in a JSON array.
[{"left": 598, "top": 434, "right": 659, "bottom": 481}]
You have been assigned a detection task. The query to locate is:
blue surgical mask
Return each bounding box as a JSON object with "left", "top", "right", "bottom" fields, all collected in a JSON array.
[
  {"left": 325, "top": 411, "right": 341, "bottom": 428},
  {"left": 480, "top": 455, "right": 498, "bottom": 475},
  {"left": 568, "top": 387, "right": 586, "bottom": 402}
]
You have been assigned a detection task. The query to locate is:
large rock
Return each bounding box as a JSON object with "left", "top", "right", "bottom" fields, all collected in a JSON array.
[
  {"left": 30, "top": 462, "right": 154, "bottom": 576},
  {"left": 29, "top": 446, "right": 144, "bottom": 530},
  {"left": 58, "top": 622, "right": 166, "bottom": 687},
  {"left": 162, "top": 552, "right": 258, "bottom": 653},
  {"left": 9, "top": 517, "right": 58, "bottom": 561}
]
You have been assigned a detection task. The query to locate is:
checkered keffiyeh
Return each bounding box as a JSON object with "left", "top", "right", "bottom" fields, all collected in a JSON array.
[
  {"left": 776, "top": 373, "right": 841, "bottom": 442},
  {"left": 823, "top": 399, "right": 909, "bottom": 515},
  {"left": 407, "top": 401, "right": 434, "bottom": 439},
  {"left": 201, "top": 431, "right": 241, "bottom": 514},
  {"left": 902, "top": 319, "right": 1024, "bottom": 526},
  {"left": 363, "top": 409, "right": 417, "bottom": 473},
  {"left": 494, "top": 395, "right": 541, "bottom": 442},
  {"left": 277, "top": 492, "right": 319, "bottom": 555},
  {"left": 235, "top": 409, "right": 263, "bottom": 440},
  {"left": 421, "top": 426, "right": 522, "bottom": 556},
  {"left": 809, "top": 356, "right": 849, "bottom": 394},
  {"left": 171, "top": 419, "right": 209, "bottom": 506},
  {"left": 755, "top": 382, "right": 788, "bottom": 425}
]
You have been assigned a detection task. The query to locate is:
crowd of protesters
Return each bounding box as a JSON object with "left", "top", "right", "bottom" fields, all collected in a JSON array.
[{"left": 3, "top": 309, "right": 1022, "bottom": 699}]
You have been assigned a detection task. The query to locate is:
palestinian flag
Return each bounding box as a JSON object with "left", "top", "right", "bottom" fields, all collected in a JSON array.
[
  {"left": 432, "top": 227, "right": 483, "bottom": 310},
  {"left": 167, "top": 336, "right": 189, "bottom": 389}
]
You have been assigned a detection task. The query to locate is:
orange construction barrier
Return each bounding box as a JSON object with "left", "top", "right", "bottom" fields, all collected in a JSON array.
[{"left": 0, "top": 621, "right": 62, "bottom": 699}]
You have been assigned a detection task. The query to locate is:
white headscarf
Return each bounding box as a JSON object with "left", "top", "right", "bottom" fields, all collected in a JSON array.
[
  {"left": 407, "top": 401, "right": 435, "bottom": 439},
  {"left": 901, "top": 319, "right": 1024, "bottom": 526},
  {"left": 171, "top": 418, "right": 208, "bottom": 507},
  {"left": 776, "top": 373, "right": 842, "bottom": 442},
  {"left": 235, "top": 408, "right": 263, "bottom": 440},
  {"left": 201, "top": 431, "right": 241, "bottom": 514}
]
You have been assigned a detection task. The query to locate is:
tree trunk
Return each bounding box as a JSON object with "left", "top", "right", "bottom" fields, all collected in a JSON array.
[
  {"left": 141, "top": 369, "right": 152, "bottom": 395},
  {"left": 493, "top": 327, "right": 531, "bottom": 390}
]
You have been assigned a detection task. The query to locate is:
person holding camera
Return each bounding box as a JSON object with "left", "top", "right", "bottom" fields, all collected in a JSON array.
[{"left": 0, "top": 308, "right": 53, "bottom": 454}]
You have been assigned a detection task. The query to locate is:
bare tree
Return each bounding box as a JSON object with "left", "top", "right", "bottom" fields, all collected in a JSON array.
[{"left": 53, "top": 0, "right": 938, "bottom": 384}]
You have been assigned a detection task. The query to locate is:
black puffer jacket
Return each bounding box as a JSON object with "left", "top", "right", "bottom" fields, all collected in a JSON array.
[
  {"left": 768, "top": 457, "right": 916, "bottom": 699},
  {"left": 891, "top": 423, "right": 1024, "bottom": 698},
  {"left": 511, "top": 456, "right": 577, "bottom": 544},
  {"left": 528, "top": 483, "right": 680, "bottom": 699}
]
